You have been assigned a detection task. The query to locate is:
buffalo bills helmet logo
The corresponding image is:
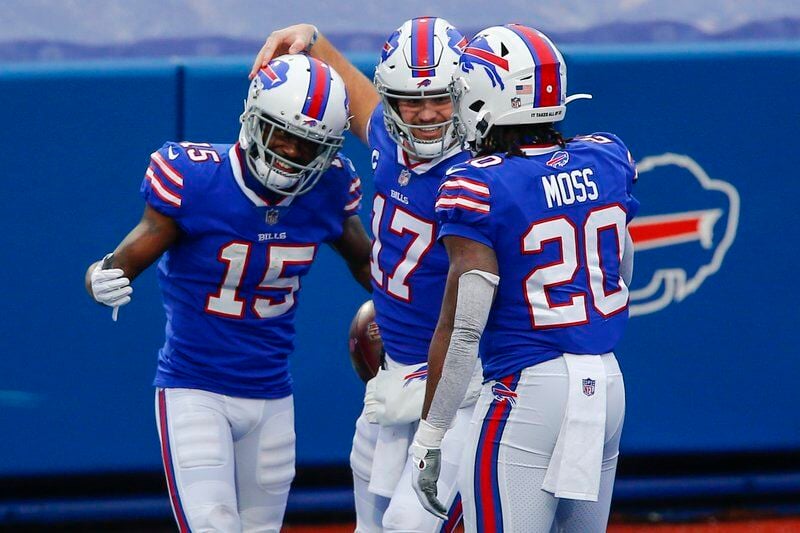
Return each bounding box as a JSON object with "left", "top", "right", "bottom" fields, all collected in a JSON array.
[
  {"left": 491, "top": 382, "right": 518, "bottom": 406},
  {"left": 582, "top": 378, "right": 596, "bottom": 396},
  {"left": 628, "top": 153, "right": 740, "bottom": 316},
  {"left": 446, "top": 26, "right": 468, "bottom": 55},
  {"left": 381, "top": 29, "right": 401, "bottom": 63},
  {"left": 416, "top": 78, "right": 432, "bottom": 88},
  {"left": 403, "top": 365, "right": 428, "bottom": 387},
  {"left": 460, "top": 36, "right": 509, "bottom": 89},
  {"left": 546, "top": 151, "right": 570, "bottom": 168},
  {"left": 257, "top": 59, "right": 290, "bottom": 91}
]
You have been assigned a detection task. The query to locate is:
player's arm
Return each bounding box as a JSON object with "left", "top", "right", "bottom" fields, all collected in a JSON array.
[
  {"left": 410, "top": 235, "right": 498, "bottom": 518},
  {"left": 84, "top": 205, "right": 181, "bottom": 306},
  {"left": 249, "top": 24, "right": 379, "bottom": 144},
  {"left": 423, "top": 236, "right": 498, "bottom": 422},
  {"left": 329, "top": 215, "right": 372, "bottom": 292}
]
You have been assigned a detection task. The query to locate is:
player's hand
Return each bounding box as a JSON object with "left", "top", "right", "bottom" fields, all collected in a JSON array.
[
  {"left": 90, "top": 258, "right": 132, "bottom": 309},
  {"left": 410, "top": 419, "right": 449, "bottom": 520},
  {"left": 411, "top": 443, "right": 448, "bottom": 520},
  {"left": 362, "top": 364, "right": 426, "bottom": 426},
  {"left": 249, "top": 24, "right": 318, "bottom": 79}
]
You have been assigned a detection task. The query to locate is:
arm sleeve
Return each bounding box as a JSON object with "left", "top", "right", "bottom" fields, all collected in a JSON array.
[{"left": 426, "top": 269, "right": 499, "bottom": 430}]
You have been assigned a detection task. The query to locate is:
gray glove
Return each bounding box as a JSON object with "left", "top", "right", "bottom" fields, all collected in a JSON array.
[{"left": 410, "top": 442, "right": 448, "bottom": 520}]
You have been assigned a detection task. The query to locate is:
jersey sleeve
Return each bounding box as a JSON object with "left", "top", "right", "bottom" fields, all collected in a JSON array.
[
  {"left": 435, "top": 167, "right": 493, "bottom": 248},
  {"left": 332, "top": 154, "right": 362, "bottom": 217},
  {"left": 140, "top": 142, "right": 186, "bottom": 220},
  {"left": 595, "top": 132, "right": 640, "bottom": 222}
]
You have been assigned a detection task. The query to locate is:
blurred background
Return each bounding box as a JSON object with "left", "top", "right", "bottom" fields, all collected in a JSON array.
[{"left": 1, "top": 0, "right": 799, "bottom": 531}]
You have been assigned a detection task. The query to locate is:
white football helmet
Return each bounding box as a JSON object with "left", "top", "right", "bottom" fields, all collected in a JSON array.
[
  {"left": 450, "top": 25, "right": 592, "bottom": 152},
  {"left": 239, "top": 54, "right": 350, "bottom": 196},
  {"left": 374, "top": 17, "right": 467, "bottom": 160}
]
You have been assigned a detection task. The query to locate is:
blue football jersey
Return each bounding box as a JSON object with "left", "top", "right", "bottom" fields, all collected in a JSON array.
[
  {"left": 141, "top": 141, "right": 361, "bottom": 398},
  {"left": 367, "top": 104, "right": 470, "bottom": 364},
  {"left": 436, "top": 133, "right": 639, "bottom": 381}
]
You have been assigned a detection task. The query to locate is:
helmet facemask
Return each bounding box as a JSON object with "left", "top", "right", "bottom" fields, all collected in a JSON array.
[
  {"left": 377, "top": 84, "right": 460, "bottom": 160},
  {"left": 239, "top": 107, "right": 344, "bottom": 197}
]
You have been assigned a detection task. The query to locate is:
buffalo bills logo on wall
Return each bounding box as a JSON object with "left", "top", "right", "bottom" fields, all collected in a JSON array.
[
  {"left": 546, "top": 151, "right": 569, "bottom": 168},
  {"left": 628, "top": 153, "right": 740, "bottom": 316},
  {"left": 491, "top": 382, "right": 518, "bottom": 406},
  {"left": 582, "top": 378, "right": 596, "bottom": 396},
  {"left": 460, "top": 36, "right": 509, "bottom": 89},
  {"left": 403, "top": 365, "right": 428, "bottom": 387},
  {"left": 381, "top": 30, "right": 401, "bottom": 62},
  {"left": 257, "top": 59, "right": 290, "bottom": 90},
  {"left": 446, "top": 26, "right": 468, "bottom": 54}
]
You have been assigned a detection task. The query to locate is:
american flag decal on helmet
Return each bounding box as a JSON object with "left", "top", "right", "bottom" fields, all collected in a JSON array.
[{"left": 506, "top": 25, "right": 562, "bottom": 108}]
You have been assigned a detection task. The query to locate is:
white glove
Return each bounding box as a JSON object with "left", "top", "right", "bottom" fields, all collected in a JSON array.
[
  {"left": 90, "top": 255, "right": 132, "bottom": 309},
  {"left": 363, "top": 363, "right": 426, "bottom": 426},
  {"left": 411, "top": 419, "right": 448, "bottom": 520}
]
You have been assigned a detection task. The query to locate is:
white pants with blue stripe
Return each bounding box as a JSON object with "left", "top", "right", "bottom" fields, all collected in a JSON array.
[
  {"left": 155, "top": 388, "right": 296, "bottom": 533},
  {"left": 459, "top": 354, "right": 625, "bottom": 533}
]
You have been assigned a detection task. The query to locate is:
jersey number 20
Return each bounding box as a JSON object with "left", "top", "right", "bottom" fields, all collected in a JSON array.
[{"left": 523, "top": 204, "right": 628, "bottom": 328}]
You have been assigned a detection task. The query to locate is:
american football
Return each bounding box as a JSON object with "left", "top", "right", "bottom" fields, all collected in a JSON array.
[{"left": 348, "top": 300, "right": 383, "bottom": 382}]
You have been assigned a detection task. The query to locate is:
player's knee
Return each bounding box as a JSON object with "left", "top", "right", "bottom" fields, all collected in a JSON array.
[
  {"left": 172, "top": 411, "right": 228, "bottom": 469},
  {"left": 350, "top": 415, "right": 377, "bottom": 481},
  {"left": 382, "top": 501, "right": 426, "bottom": 532},
  {"left": 188, "top": 502, "right": 239, "bottom": 533},
  {"left": 255, "top": 429, "right": 296, "bottom": 490}
]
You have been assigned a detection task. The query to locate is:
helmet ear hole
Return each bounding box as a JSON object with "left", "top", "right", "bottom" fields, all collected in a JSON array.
[{"left": 469, "top": 100, "right": 485, "bottom": 113}]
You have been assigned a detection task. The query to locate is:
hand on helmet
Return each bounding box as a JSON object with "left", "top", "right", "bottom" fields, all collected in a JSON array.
[
  {"left": 250, "top": 24, "right": 318, "bottom": 79},
  {"left": 90, "top": 256, "right": 132, "bottom": 309}
]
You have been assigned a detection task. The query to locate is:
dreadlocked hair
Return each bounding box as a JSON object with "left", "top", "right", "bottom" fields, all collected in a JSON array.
[{"left": 477, "top": 123, "right": 568, "bottom": 157}]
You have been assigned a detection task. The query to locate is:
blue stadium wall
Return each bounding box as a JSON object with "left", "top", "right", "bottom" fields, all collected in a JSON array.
[{"left": 1, "top": 42, "right": 799, "bottom": 479}]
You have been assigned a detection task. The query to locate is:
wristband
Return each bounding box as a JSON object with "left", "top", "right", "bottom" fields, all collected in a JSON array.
[
  {"left": 306, "top": 26, "right": 319, "bottom": 52},
  {"left": 414, "top": 419, "right": 447, "bottom": 449}
]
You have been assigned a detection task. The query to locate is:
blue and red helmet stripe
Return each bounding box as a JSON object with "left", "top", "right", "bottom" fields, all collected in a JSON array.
[
  {"left": 302, "top": 57, "right": 332, "bottom": 120},
  {"left": 411, "top": 17, "right": 436, "bottom": 78},
  {"left": 507, "top": 25, "right": 561, "bottom": 108}
]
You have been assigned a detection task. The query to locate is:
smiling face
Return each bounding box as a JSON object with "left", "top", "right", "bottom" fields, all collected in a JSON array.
[
  {"left": 394, "top": 95, "right": 453, "bottom": 142},
  {"left": 264, "top": 127, "right": 321, "bottom": 172}
]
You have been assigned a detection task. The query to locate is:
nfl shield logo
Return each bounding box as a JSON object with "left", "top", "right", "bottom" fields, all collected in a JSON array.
[
  {"left": 511, "top": 97, "right": 521, "bottom": 109},
  {"left": 582, "top": 378, "right": 596, "bottom": 396},
  {"left": 398, "top": 169, "right": 411, "bottom": 186},
  {"left": 266, "top": 209, "right": 280, "bottom": 225}
]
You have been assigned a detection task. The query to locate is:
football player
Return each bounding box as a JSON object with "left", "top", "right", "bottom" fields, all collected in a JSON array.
[
  {"left": 409, "top": 25, "right": 638, "bottom": 532},
  {"left": 251, "top": 18, "right": 479, "bottom": 532},
  {"left": 85, "top": 54, "right": 371, "bottom": 532}
]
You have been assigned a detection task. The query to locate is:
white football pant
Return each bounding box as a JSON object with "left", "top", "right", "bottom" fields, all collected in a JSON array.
[
  {"left": 350, "top": 398, "right": 472, "bottom": 532},
  {"left": 459, "top": 354, "right": 625, "bottom": 533},
  {"left": 155, "top": 388, "right": 296, "bottom": 533}
]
